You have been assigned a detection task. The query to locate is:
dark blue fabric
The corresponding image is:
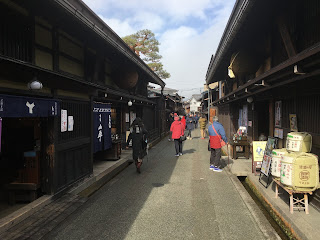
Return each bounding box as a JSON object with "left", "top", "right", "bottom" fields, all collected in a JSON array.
[
  {"left": 0, "top": 94, "right": 60, "bottom": 118},
  {"left": 186, "top": 116, "right": 195, "bottom": 130},
  {"left": 93, "top": 102, "right": 112, "bottom": 153}
]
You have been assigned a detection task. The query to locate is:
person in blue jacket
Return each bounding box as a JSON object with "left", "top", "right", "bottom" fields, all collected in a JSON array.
[
  {"left": 208, "top": 116, "right": 228, "bottom": 172},
  {"left": 186, "top": 114, "right": 195, "bottom": 139}
]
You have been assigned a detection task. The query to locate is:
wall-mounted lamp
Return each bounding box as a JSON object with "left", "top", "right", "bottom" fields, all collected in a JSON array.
[
  {"left": 128, "top": 100, "right": 133, "bottom": 106},
  {"left": 294, "top": 65, "right": 305, "bottom": 75},
  {"left": 104, "top": 93, "right": 108, "bottom": 98},
  {"left": 28, "top": 77, "right": 43, "bottom": 90},
  {"left": 247, "top": 97, "right": 254, "bottom": 103},
  {"left": 255, "top": 80, "right": 269, "bottom": 87}
]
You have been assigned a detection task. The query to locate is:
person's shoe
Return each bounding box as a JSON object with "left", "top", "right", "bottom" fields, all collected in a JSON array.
[
  {"left": 209, "top": 165, "right": 215, "bottom": 170},
  {"left": 189, "top": 137, "right": 192, "bottom": 140},
  {"left": 136, "top": 161, "right": 142, "bottom": 173},
  {"left": 179, "top": 153, "right": 183, "bottom": 156},
  {"left": 212, "top": 167, "right": 223, "bottom": 172},
  {"left": 175, "top": 154, "right": 180, "bottom": 157},
  {"left": 201, "top": 137, "right": 205, "bottom": 139},
  {"left": 168, "top": 139, "right": 171, "bottom": 141}
]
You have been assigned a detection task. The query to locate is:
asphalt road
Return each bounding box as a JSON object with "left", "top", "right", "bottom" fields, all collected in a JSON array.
[{"left": 45, "top": 130, "right": 274, "bottom": 240}]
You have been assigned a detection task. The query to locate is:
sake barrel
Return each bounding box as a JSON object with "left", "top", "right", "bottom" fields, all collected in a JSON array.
[
  {"left": 281, "top": 152, "right": 319, "bottom": 191},
  {"left": 271, "top": 148, "right": 287, "bottom": 179},
  {"left": 292, "top": 153, "right": 319, "bottom": 191},
  {"left": 286, "top": 132, "right": 312, "bottom": 153},
  {"left": 280, "top": 152, "right": 300, "bottom": 186}
]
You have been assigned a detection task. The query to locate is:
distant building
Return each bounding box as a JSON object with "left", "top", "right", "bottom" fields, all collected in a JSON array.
[{"left": 189, "top": 94, "right": 202, "bottom": 114}]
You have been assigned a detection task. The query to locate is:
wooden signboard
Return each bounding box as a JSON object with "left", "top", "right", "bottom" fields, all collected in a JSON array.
[
  {"left": 252, "top": 141, "right": 267, "bottom": 175},
  {"left": 259, "top": 137, "right": 278, "bottom": 188}
]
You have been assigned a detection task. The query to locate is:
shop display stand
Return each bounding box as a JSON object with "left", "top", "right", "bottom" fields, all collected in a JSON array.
[
  {"left": 259, "top": 172, "right": 272, "bottom": 188},
  {"left": 273, "top": 178, "right": 312, "bottom": 214}
]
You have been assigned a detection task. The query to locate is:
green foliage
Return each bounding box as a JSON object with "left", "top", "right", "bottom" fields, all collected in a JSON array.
[{"left": 122, "top": 29, "right": 170, "bottom": 80}]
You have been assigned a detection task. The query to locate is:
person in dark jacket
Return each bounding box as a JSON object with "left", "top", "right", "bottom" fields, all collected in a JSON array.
[
  {"left": 208, "top": 116, "right": 228, "bottom": 172},
  {"left": 126, "top": 118, "right": 148, "bottom": 173},
  {"left": 168, "top": 112, "right": 174, "bottom": 141},
  {"left": 194, "top": 114, "right": 200, "bottom": 128},
  {"left": 186, "top": 114, "right": 195, "bottom": 139}
]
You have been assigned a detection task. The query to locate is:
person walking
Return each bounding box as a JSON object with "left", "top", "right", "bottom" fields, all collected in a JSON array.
[
  {"left": 198, "top": 114, "right": 207, "bottom": 139},
  {"left": 194, "top": 114, "right": 200, "bottom": 128},
  {"left": 181, "top": 115, "right": 186, "bottom": 129},
  {"left": 186, "top": 114, "right": 195, "bottom": 139},
  {"left": 168, "top": 112, "right": 174, "bottom": 141},
  {"left": 170, "top": 116, "right": 185, "bottom": 156},
  {"left": 208, "top": 116, "right": 228, "bottom": 172},
  {"left": 126, "top": 118, "right": 148, "bottom": 173}
]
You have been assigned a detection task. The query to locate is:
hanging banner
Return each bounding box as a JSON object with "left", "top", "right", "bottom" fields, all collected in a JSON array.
[
  {"left": 61, "top": 109, "right": 68, "bottom": 132},
  {"left": 0, "top": 94, "right": 60, "bottom": 117},
  {"left": 93, "top": 102, "right": 112, "bottom": 153},
  {"left": 275, "top": 101, "right": 282, "bottom": 127}
]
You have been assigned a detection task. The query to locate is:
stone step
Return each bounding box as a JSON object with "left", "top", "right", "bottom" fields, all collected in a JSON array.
[{"left": 0, "top": 193, "right": 87, "bottom": 240}]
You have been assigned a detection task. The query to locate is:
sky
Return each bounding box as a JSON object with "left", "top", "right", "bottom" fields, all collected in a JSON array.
[{"left": 82, "top": 0, "right": 236, "bottom": 100}]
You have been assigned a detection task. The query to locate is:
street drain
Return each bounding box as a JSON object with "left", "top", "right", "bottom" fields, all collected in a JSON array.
[
  {"left": 238, "top": 176, "right": 289, "bottom": 240},
  {"left": 152, "top": 183, "right": 165, "bottom": 187}
]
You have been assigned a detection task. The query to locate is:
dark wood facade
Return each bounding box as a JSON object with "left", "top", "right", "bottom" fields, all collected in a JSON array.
[
  {"left": 206, "top": 0, "right": 320, "bottom": 210},
  {"left": 0, "top": 0, "right": 165, "bottom": 206}
]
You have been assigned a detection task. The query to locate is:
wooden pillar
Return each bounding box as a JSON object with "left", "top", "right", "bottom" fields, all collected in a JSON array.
[{"left": 269, "top": 100, "right": 274, "bottom": 137}]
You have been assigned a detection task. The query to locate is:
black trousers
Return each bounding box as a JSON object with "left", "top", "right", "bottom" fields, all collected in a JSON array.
[
  {"left": 210, "top": 148, "right": 221, "bottom": 167},
  {"left": 174, "top": 139, "right": 182, "bottom": 154},
  {"left": 187, "top": 129, "right": 192, "bottom": 137}
]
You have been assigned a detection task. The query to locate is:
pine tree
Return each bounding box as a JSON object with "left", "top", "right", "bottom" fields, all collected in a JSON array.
[{"left": 122, "top": 29, "right": 170, "bottom": 80}]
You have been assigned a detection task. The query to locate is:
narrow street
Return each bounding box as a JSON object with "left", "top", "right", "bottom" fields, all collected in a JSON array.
[{"left": 43, "top": 130, "right": 276, "bottom": 240}]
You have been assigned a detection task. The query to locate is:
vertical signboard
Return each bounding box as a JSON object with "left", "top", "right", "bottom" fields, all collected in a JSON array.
[
  {"left": 259, "top": 137, "right": 278, "bottom": 188},
  {"left": 61, "top": 109, "right": 67, "bottom": 132},
  {"left": 93, "top": 102, "right": 112, "bottom": 153},
  {"left": 252, "top": 141, "right": 267, "bottom": 174}
]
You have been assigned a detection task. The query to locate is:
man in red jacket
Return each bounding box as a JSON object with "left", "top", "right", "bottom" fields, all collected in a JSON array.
[{"left": 170, "top": 116, "right": 185, "bottom": 156}]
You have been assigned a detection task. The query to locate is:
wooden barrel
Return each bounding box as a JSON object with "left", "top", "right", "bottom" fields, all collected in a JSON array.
[{"left": 113, "top": 66, "right": 139, "bottom": 89}]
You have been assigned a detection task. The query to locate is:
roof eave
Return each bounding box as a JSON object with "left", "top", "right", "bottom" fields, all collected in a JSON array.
[
  {"left": 54, "top": 0, "right": 165, "bottom": 88},
  {"left": 206, "top": 0, "right": 256, "bottom": 84}
]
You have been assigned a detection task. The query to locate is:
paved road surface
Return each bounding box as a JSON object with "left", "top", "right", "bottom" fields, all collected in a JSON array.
[{"left": 45, "top": 130, "right": 275, "bottom": 240}]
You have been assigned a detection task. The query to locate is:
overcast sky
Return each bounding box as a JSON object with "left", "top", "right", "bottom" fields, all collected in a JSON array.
[{"left": 82, "top": 0, "right": 235, "bottom": 100}]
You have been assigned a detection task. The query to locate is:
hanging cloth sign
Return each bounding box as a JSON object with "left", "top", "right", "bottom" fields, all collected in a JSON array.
[
  {"left": 0, "top": 94, "right": 60, "bottom": 117},
  {"left": 93, "top": 102, "right": 112, "bottom": 153}
]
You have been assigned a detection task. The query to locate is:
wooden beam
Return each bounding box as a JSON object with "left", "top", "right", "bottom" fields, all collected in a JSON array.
[
  {"left": 277, "top": 16, "right": 297, "bottom": 58},
  {"left": 213, "top": 43, "right": 320, "bottom": 105}
]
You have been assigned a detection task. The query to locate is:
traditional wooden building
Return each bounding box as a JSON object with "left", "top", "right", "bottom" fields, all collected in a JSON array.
[
  {"left": 0, "top": 0, "right": 164, "bottom": 208},
  {"left": 206, "top": 0, "right": 320, "bottom": 209}
]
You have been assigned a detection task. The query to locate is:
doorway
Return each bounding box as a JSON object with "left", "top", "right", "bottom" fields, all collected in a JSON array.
[
  {"left": 0, "top": 118, "right": 46, "bottom": 218},
  {"left": 255, "top": 100, "right": 269, "bottom": 139}
]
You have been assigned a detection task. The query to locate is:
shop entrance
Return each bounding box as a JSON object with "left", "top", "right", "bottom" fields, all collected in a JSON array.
[
  {"left": 0, "top": 117, "right": 48, "bottom": 217},
  {"left": 255, "top": 100, "right": 269, "bottom": 140}
]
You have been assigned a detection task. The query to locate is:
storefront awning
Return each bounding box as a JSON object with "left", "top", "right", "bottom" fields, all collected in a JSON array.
[{"left": 0, "top": 94, "right": 60, "bottom": 118}]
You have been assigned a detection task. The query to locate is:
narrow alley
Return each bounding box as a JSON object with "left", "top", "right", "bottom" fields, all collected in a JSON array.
[{"left": 37, "top": 130, "right": 278, "bottom": 240}]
